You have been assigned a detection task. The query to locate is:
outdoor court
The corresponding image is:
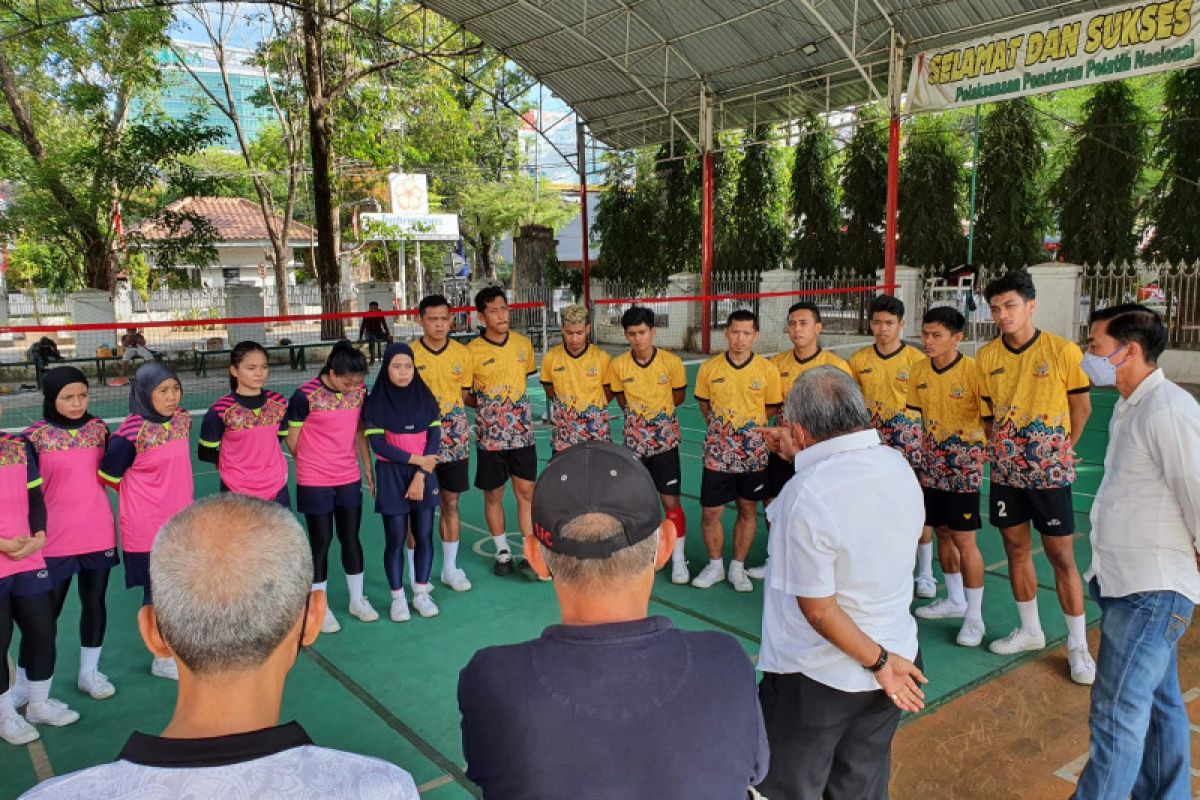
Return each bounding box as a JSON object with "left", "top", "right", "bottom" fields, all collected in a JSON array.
[{"left": 2, "top": 350, "right": 1193, "bottom": 798}]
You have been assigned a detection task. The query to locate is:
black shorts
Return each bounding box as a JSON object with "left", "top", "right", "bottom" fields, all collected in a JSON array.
[
  {"left": 0, "top": 568, "right": 52, "bottom": 599},
  {"left": 44, "top": 549, "right": 120, "bottom": 584},
  {"left": 436, "top": 458, "right": 470, "bottom": 494},
  {"left": 641, "top": 448, "right": 682, "bottom": 496},
  {"left": 701, "top": 468, "right": 769, "bottom": 507},
  {"left": 923, "top": 488, "right": 981, "bottom": 532},
  {"left": 766, "top": 453, "right": 795, "bottom": 498},
  {"left": 989, "top": 484, "right": 1075, "bottom": 536},
  {"left": 475, "top": 445, "right": 538, "bottom": 491},
  {"left": 296, "top": 482, "right": 362, "bottom": 515},
  {"left": 123, "top": 551, "right": 151, "bottom": 591}
]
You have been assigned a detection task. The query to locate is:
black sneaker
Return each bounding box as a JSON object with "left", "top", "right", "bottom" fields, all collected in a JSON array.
[
  {"left": 493, "top": 549, "right": 514, "bottom": 576},
  {"left": 516, "top": 557, "right": 541, "bottom": 582}
]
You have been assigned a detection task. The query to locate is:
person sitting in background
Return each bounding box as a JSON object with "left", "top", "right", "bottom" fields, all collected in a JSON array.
[
  {"left": 114, "top": 328, "right": 156, "bottom": 382},
  {"left": 20, "top": 493, "right": 418, "bottom": 799},
  {"left": 26, "top": 337, "right": 63, "bottom": 368},
  {"left": 358, "top": 301, "right": 392, "bottom": 365}
]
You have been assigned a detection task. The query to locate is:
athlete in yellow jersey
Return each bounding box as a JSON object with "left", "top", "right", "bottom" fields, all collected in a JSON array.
[
  {"left": 907, "top": 307, "right": 988, "bottom": 648},
  {"left": 466, "top": 287, "right": 538, "bottom": 578},
  {"left": 411, "top": 294, "right": 473, "bottom": 592},
  {"left": 539, "top": 304, "right": 612, "bottom": 453},
  {"left": 605, "top": 306, "right": 690, "bottom": 583},
  {"left": 978, "top": 270, "right": 1094, "bottom": 684},
  {"left": 693, "top": 309, "right": 782, "bottom": 593}
]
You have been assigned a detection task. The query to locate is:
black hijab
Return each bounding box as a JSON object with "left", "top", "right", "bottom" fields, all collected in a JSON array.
[
  {"left": 42, "top": 366, "right": 94, "bottom": 430},
  {"left": 129, "top": 361, "right": 181, "bottom": 425},
  {"left": 365, "top": 343, "right": 440, "bottom": 433}
]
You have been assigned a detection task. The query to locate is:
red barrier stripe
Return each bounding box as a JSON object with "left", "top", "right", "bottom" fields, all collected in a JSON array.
[
  {"left": 591, "top": 283, "right": 896, "bottom": 306},
  {"left": 0, "top": 302, "right": 543, "bottom": 336}
]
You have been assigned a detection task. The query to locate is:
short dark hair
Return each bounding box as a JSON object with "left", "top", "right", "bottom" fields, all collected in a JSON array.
[
  {"left": 869, "top": 295, "right": 905, "bottom": 320},
  {"left": 621, "top": 306, "right": 656, "bottom": 330},
  {"left": 474, "top": 286, "right": 507, "bottom": 313},
  {"left": 922, "top": 306, "right": 965, "bottom": 334},
  {"left": 322, "top": 340, "right": 368, "bottom": 377},
  {"left": 727, "top": 308, "right": 759, "bottom": 330},
  {"left": 229, "top": 340, "right": 269, "bottom": 392},
  {"left": 368, "top": 301, "right": 380, "bottom": 309},
  {"left": 984, "top": 270, "right": 1036, "bottom": 302},
  {"left": 419, "top": 294, "right": 451, "bottom": 315},
  {"left": 1100, "top": 303, "right": 1167, "bottom": 364},
  {"left": 787, "top": 301, "right": 822, "bottom": 323}
]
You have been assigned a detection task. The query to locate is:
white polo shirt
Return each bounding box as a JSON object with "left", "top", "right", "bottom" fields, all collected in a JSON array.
[{"left": 758, "top": 429, "right": 923, "bottom": 692}]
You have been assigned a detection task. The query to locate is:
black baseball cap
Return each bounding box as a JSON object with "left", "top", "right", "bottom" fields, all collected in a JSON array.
[{"left": 531, "top": 441, "right": 663, "bottom": 559}]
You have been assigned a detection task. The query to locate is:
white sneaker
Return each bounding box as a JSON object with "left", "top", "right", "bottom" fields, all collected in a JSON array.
[
  {"left": 915, "top": 598, "right": 968, "bottom": 620},
  {"left": 988, "top": 627, "right": 1046, "bottom": 655},
  {"left": 6, "top": 683, "right": 28, "bottom": 710},
  {"left": 670, "top": 558, "right": 689, "bottom": 585},
  {"left": 745, "top": 565, "right": 767, "bottom": 580},
  {"left": 728, "top": 565, "right": 753, "bottom": 593},
  {"left": 349, "top": 597, "right": 379, "bottom": 623},
  {"left": 915, "top": 576, "right": 938, "bottom": 599},
  {"left": 412, "top": 591, "right": 440, "bottom": 618},
  {"left": 321, "top": 606, "right": 342, "bottom": 633},
  {"left": 0, "top": 711, "right": 38, "bottom": 745},
  {"left": 440, "top": 568, "right": 472, "bottom": 592},
  {"left": 956, "top": 618, "right": 987, "bottom": 647},
  {"left": 390, "top": 596, "right": 411, "bottom": 623},
  {"left": 691, "top": 562, "right": 726, "bottom": 589},
  {"left": 150, "top": 656, "right": 179, "bottom": 681},
  {"left": 25, "top": 698, "right": 80, "bottom": 727},
  {"left": 1068, "top": 647, "right": 1096, "bottom": 685},
  {"left": 78, "top": 671, "right": 116, "bottom": 700}
]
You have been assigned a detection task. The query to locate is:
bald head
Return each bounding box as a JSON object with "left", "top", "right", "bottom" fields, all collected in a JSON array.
[{"left": 150, "top": 494, "right": 313, "bottom": 676}]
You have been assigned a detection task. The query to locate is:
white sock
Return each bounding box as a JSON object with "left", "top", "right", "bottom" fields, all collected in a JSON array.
[
  {"left": 1017, "top": 599, "right": 1042, "bottom": 635},
  {"left": 917, "top": 542, "right": 934, "bottom": 580},
  {"left": 0, "top": 690, "right": 14, "bottom": 717},
  {"left": 14, "top": 666, "right": 28, "bottom": 692},
  {"left": 390, "top": 589, "right": 406, "bottom": 601},
  {"left": 709, "top": 558, "right": 723, "bottom": 570},
  {"left": 964, "top": 587, "right": 984, "bottom": 621},
  {"left": 1065, "top": 613, "right": 1088, "bottom": 650},
  {"left": 80, "top": 647, "right": 102, "bottom": 677},
  {"left": 413, "top": 582, "right": 432, "bottom": 595},
  {"left": 442, "top": 541, "right": 459, "bottom": 573},
  {"left": 405, "top": 546, "right": 416, "bottom": 588},
  {"left": 730, "top": 559, "right": 745, "bottom": 574},
  {"left": 492, "top": 534, "right": 509, "bottom": 554},
  {"left": 672, "top": 537, "right": 686, "bottom": 561},
  {"left": 345, "top": 572, "right": 365, "bottom": 604},
  {"left": 945, "top": 572, "right": 966, "bottom": 606},
  {"left": 27, "top": 679, "right": 51, "bottom": 705},
  {"left": 312, "top": 581, "right": 328, "bottom": 593}
]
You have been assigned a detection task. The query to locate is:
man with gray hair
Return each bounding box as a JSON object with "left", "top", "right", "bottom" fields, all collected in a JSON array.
[
  {"left": 21, "top": 494, "right": 418, "bottom": 799},
  {"left": 458, "top": 441, "right": 768, "bottom": 798},
  {"left": 756, "top": 366, "right": 926, "bottom": 800}
]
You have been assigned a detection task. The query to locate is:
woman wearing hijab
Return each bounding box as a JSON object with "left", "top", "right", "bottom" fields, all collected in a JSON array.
[
  {"left": 364, "top": 343, "right": 443, "bottom": 622},
  {"left": 13, "top": 368, "right": 119, "bottom": 705},
  {"left": 99, "top": 362, "right": 193, "bottom": 680}
]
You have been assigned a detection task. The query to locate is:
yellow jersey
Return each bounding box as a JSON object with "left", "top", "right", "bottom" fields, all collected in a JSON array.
[
  {"left": 605, "top": 348, "right": 687, "bottom": 458},
  {"left": 694, "top": 353, "right": 783, "bottom": 473},
  {"left": 412, "top": 337, "right": 473, "bottom": 462},
  {"left": 467, "top": 332, "right": 537, "bottom": 451},
  {"left": 770, "top": 348, "right": 852, "bottom": 402},
  {"left": 848, "top": 342, "right": 924, "bottom": 464},
  {"left": 540, "top": 343, "right": 613, "bottom": 452},
  {"left": 976, "top": 330, "right": 1090, "bottom": 489},
  {"left": 905, "top": 353, "right": 987, "bottom": 493}
]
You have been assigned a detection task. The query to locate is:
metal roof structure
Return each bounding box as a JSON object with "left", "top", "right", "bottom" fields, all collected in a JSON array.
[{"left": 420, "top": 0, "right": 1132, "bottom": 150}]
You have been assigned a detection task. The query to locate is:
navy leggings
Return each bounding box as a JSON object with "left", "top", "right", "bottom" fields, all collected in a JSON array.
[
  {"left": 305, "top": 504, "right": 365, "bottom": 584},
  {"left": 52, "top": 569, "right": 111, "bottom": 648},
  {"left": 1, "top": 592, "right": 57, "bottom": 685},
  {"left": 383, "top": 509, "right": 435, "bottom": 590}
]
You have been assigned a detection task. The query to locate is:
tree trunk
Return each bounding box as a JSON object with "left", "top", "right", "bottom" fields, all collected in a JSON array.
[
  {"left": 477, "top": 234, "right": 495, "bottom": 281},
  {"left": 512, "top": 224, "right": 554, "bottom": 291}
]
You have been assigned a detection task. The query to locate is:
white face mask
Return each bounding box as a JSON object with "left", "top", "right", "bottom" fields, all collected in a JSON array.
[{"left": 1081, "top": 347, "right": 1125, "bottom": 387}]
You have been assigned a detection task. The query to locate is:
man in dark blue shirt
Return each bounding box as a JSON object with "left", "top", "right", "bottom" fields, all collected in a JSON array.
[{"left": 458, "top": 441, "right": 768, "bottom": 799}]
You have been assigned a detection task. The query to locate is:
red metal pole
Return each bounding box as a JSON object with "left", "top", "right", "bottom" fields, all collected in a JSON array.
[
  {"left": 701, "top": 150, "right": 714, "bottom": 354},
  {"left": 884, "top": 114, "right": 900, "bottom": 296},
  {"left": 577, "top": 121, "right": 591, "bottom": 308}
]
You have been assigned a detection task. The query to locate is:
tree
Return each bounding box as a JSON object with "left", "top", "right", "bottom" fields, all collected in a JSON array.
[
  {"left": 840, "top": 109, "right": 888, "bottom": 276},
  {"left": 1055, "top": 82, "right": 1145, "bottom": 265},
  {"left": 899, "top": 116, "right": 966, "bottom": 270},
  {"left": 1145, "top": 67, "right": 1200, "bottom": 262},
  {"left": 975, "top": 98, "right": 1047, "bottom": 269},
  {"left": 456, "top": 177, "right": 573, "bottom": 283},
  {"left": 789, "top": 114, "right": 840, "bottom": 274},
  {"left": 724, "top": 124, "right": 786, "bottom": 273},
  {"left": 591, "top": 149, "right": 663, "bottom": 288},
  {"left": 654, "top": 142, "right": 701, "bottom": 276}
]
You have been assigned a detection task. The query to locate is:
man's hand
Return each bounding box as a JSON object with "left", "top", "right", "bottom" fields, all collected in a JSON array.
[
  {"left": 405, "top": 473, "right": 426, "bottom": 502},
  {"left": 874, "top": 652, "right": 927, "bottom": 712},
  {"left": 758, "top": 426, "right": 798, "bottom": 462}
]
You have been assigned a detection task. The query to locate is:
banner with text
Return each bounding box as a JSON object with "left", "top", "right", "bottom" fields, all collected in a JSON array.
[{"left": 906, "top": 0, "right": 1199, "bottom": 112}]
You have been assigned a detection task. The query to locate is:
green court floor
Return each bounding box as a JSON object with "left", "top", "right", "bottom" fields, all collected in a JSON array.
[{"left": 1, "top": 359, "right": 1116, "bottom": 798}]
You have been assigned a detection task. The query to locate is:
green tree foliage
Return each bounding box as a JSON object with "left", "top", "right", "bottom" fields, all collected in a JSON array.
[
  {"left": 789, "top": 114, "right": 840, "bottom": 274},
  {"left": 456, "top": 176, "right": 574, "bottom": 279},
  {"left": 1146, "top": 67, "right": 1200, "bottom": 262},
  {"left": 712, "top": 132, "right": 742, "bottom": 271},
  {"left": 591, "top": 149, "right": 664, "bottom": 288},
  {"left": 653, "top": 142, "right": 701, "bottom": 276},
  {"left": 840, "top": 109, "right": 888, "bottom": 276},
  {"left": 975, "top": 98, "right": 1047, "bottom": 269},
  {"left": 899, "top": 116, "right": 965, "bottom": 269},
  {"left": 725, "top": 124, "right": 786, "bottom": 273},
  {"left": 1055, "top": 82, "right": 1145, "bottom": 265}
]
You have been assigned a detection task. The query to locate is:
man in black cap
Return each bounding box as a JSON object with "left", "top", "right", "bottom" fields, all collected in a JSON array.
[{"left": 457, "top": 441, "right": 768, "bottom": 799}]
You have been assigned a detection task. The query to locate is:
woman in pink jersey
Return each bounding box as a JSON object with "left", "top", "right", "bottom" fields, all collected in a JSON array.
[
  {"left": 0, "top": 399, "right": 80, "bottom": 746},
  {"left": 199, "top": 341, "right": 290, "bottom": 506},
  {"left": 287, "top": 341, "right": 377, "bottom": 633},
  {"left": 99, "top": 362, "right": 193, "bottom": 681}
]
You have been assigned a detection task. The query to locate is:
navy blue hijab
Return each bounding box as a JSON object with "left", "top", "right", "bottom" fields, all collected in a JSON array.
[
  {"left": 366, "top": 343, "right": 440, "bottom": 433},
  {"left": 130, "top": 361, "right": 181, "bottom": 425}
]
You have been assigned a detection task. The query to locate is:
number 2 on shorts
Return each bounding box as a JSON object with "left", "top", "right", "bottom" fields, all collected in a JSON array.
[{"left": 996, "top": 500, "right": 1007, "bottom": 518}]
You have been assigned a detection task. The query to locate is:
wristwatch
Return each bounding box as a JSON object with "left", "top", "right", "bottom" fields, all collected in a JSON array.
[{"left": 865, "top": 645, "right": 888, "bottom": 673}]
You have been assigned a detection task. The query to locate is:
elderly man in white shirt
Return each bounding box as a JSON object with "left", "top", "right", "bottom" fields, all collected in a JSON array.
[
  {"left": 755, "top": 366, "right": 927, "bottom": 800},
  {"left": 1074, "top": 303, "right": 1200, "bottom": 800}
]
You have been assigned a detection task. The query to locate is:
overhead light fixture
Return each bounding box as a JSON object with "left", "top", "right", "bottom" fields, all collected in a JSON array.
[{"left": 802, "top": 43, "right": 818, "bottom": 56}]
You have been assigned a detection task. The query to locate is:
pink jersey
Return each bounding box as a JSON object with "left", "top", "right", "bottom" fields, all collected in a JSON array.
[
  {"left": 202, "top": 392, "right": 290, "bottom": 500},
  {"left": 288, "top": 377, "right": 365, "bottom": 487},
  {"left": 25, "top": 418, "right": 117, "bottom": 558},
  {"left": 99, "top": 411, "right": 194, "bottom": 554},
  {"left": 0, "top": 433, "right": 47, "bottom": 581},
  {"left": 378, "top": 431, "right": 428, "bottom": 462}
]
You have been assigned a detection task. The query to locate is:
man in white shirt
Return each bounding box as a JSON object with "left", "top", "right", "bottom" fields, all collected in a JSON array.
[
  {"left": 756, "top": 366, "right": 927, "bottom": 800},
  {"left": 21, "top": 494, "right": 418, "bottom": 800},
  {"left": 1074, "top": 304, "right": 1199, "bottom": 800}
]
